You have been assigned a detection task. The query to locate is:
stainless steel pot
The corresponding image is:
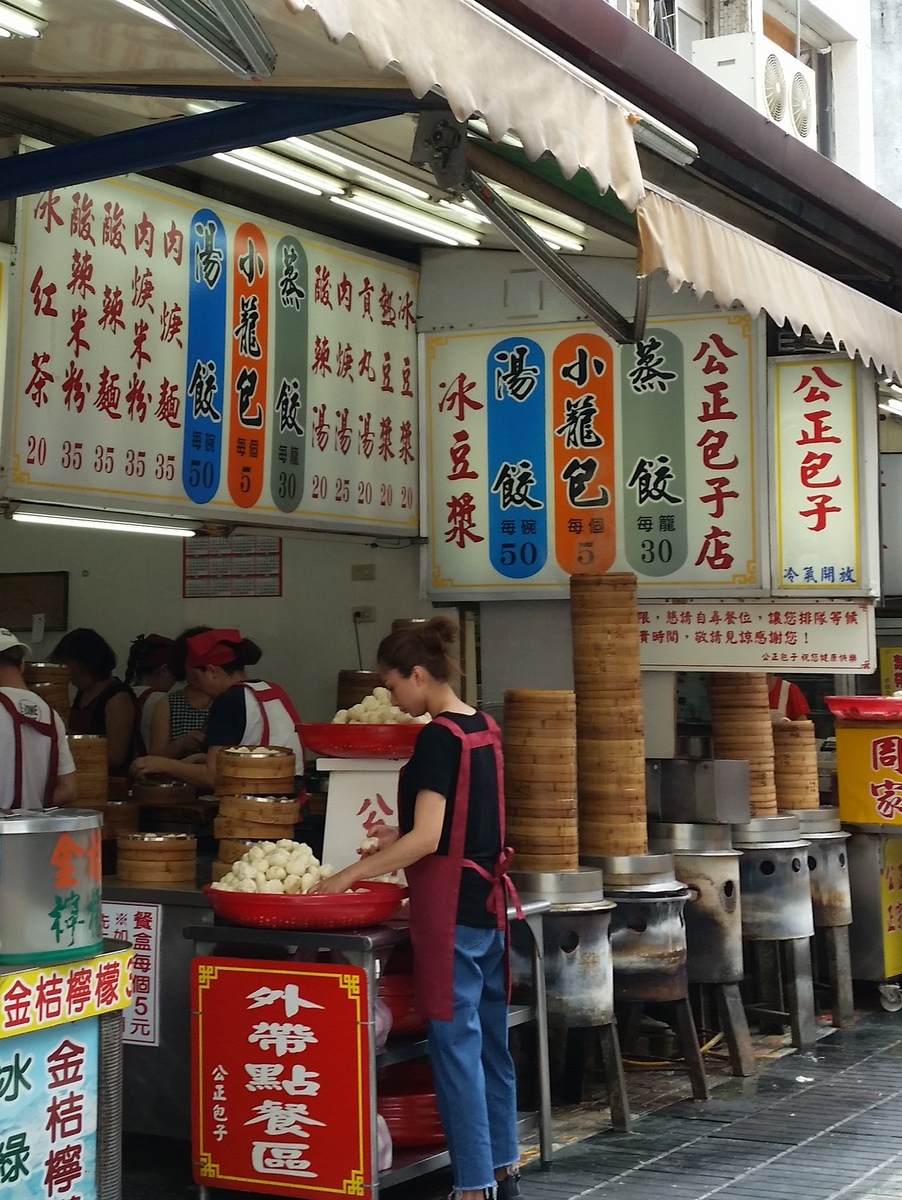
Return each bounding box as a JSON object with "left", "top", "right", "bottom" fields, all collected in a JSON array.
[{"left": 0, "top": 808, "right": 103, "bottom": 966}]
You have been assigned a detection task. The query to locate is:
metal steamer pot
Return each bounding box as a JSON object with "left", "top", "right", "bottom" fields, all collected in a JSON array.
[
  {"left": 0, "top": 808, "right": 103, "bottom": 966},
  {"left": 508, "top": 869, "right": 615, "bottom": 1027},
  {"left": 648, "top": 824, "right": 744, "bottom": 984}
]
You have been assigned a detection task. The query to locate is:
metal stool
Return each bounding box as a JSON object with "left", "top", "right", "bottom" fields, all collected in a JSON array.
[{"left": 733, "top": 816, "right": 817, "bottom": 1048}]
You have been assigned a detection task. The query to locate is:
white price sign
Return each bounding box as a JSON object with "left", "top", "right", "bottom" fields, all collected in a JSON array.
[
  {"left": 101, "top": 901, "right": 161, "bottom": 1045},
  {"left": 5, "top": 161, "right": 418, "bottom": 534}
]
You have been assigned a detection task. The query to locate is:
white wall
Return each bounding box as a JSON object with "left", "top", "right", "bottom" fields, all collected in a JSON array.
[{"left": 0, "top": 521, "right": 432, "bottom": 721}]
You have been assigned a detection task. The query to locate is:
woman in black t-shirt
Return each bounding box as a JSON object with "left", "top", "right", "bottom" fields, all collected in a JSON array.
[{"left": 313, "top": 617, "right": 520, "bottom": 1200}]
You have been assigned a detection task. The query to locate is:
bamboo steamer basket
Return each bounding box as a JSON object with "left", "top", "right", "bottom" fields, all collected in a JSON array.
[
  {"left": 214, "top": 816, "right": 296, "bottom": 841},
  {"left": 503, "top": 689, "right": 579, "bottom": 873},
  {"left": 218, "top": 838, "right": 260, "bottom": 864},
  {"left": 709, "top": 672, "right": 777, "bottom": 818},
  {"left": 67, "top": 735, "right": 108, "bottom": 806},
  {"left": 218, "top": 795, "right": 301, "bottom": 825},
  {"left": 102, "top": 801, "right": 140, "bottom": 840},
  {"left": 773, "top": 720, "right": 819, "bottom": 810},
  {"left": 216, "top": 746, "right": 296, "bottom": 797},
  {"left": 336, "top": 670, "right": 382, "bottom": 712},
  {"left": 117, "top": 833, "right": 196, "bottom": 883},
  {"left": 133, "top": 778, "right": 196, "bottom": 807},
  {"left": 24, "top": 662, "right": 71, "bottom": 722}
]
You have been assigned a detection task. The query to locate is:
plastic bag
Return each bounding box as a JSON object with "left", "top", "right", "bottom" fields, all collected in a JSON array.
[
  {"left": 376, "top": 1113, "right": 393, "bottom": 1171},
  {"left": 374, "top": 996, "right": 393, "bottom": 1053}
]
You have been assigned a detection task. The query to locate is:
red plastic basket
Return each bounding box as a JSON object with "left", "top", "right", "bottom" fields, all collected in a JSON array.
[
  {"left": 300, "top": 722, "right": 422, "bottom": 759},
  {"left": 204, "top": 881, "right": 406, "bottom": 930},
  {"left": 377, "top": 1062, "right": 444, "bottom": 1148},
  {"left": 825, "top": 696, "right": 902, "bottom": 722},
  {"left": 378, "top": 974, "right": 426, "bottom": 1036}
]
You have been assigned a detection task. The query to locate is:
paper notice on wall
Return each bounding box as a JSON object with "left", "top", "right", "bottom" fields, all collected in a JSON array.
[{"left": 101, "top": 901, "right": 161, "bottom": 1045}]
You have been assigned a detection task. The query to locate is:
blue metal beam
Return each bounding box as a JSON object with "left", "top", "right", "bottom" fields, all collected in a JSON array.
[{"left": 0, "top": 97, "right": 415, "bottom": 201}]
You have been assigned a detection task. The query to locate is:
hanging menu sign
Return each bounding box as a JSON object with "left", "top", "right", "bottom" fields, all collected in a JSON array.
[
  {"left": 773, "top": 357, "right": 860, "bottom": 591},
  {"left": 5, "top": 161, "right": 418, "bottom": 535},
  {"left": 425, "top": 313, "right": 759, "bottom": 597}
]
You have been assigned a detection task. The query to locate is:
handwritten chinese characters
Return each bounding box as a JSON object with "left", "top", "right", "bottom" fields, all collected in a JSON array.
[
  {"left": 775, "top": 359, "right": 860, "bottom": 591},
  {"left": 0, "top": 1019, "right": 100, "bottom": 1199},
  {"left": 15, "top": 173, "right": 418, "bottom": 534},
  {"left": 193, "top": 960, "right": 371, "bottom": 1196}
]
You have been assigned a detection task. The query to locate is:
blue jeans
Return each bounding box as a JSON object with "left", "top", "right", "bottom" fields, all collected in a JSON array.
[{"left": 426, "top": 925, "right": 519, "bottom": 1193}]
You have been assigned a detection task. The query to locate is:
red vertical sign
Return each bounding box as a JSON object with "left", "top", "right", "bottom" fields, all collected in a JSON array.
[
  {"left": 192, "top": 959, "right": 372, "bottom": 1197},
  {"left": 228, "top": 223, "right": 269, "bottom": 507}
]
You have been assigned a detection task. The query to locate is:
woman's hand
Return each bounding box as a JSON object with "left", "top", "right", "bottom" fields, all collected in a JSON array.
[
  {"left": 361, "top": 824, "right": 399, "bottom": 856},
  {"left": 309, "top": 865, "right": 358, "bottom": 895},
  {"left": 131, "top": 756, "right": 170, "bottom": 777}
]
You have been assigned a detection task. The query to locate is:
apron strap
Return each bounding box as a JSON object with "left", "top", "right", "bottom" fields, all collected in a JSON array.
[{"left": 0, "top": 691, "right": 59, "bottom": 810}]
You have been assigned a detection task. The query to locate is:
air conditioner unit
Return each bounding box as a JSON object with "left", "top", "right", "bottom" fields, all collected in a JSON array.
[{"left": 691, "top": 32, "right": 818, "bottom": 147}]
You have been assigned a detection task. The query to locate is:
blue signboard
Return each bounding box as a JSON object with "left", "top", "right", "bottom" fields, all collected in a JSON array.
[{"left": 183, "top": 209, "right": 228, "bottom": 503}]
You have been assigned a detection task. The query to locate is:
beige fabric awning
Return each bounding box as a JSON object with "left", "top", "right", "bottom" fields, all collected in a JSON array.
[
  {"left": 283, "top": 0, "right": 646, "bottom": 211},
  {"left": 638, "top": 186, "right": 902, "bottom": 380}
]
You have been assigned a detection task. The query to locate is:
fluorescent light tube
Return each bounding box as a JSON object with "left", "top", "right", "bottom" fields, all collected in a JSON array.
[
  {"left": 331, "top": 197, "right": 462, "bottom": 246},
  {"left": 287, "top": 138, "right": 431, "bottom": 199},
  {"left": 879, "top": 398, "right": 902, "bottom": 418},
  {"left": 222, "top": 146, "right": 345, "bottom": 194},
  {"left": 0, "top": 2, "right": 44, "bottom": 37},
  {"left": 110, "top": 0, "right": 176, "bottom": 28},
  {"left": 523, "top": 217, "right": 584, "bottom": 252},
  {"left": 347, "top": 190, "right": 481, "bottom": 246},
  {"left": 12, "top": 512, "right": 195, "bottom": 537}
]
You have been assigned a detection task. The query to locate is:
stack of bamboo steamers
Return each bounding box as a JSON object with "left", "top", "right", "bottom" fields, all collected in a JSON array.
[
  {"left": 772, "top": 719, "right": 820, "bottom": 810},
  {"left": 503, "top": 690, "right": 578, "bottom": 871},
  {"left": 571, "top": 572, "right": 647, "bottom": 858},
  {"left": 708, "top": 673, "right": 778, "bottom": 816},
  {"left": 212, "top": 746, "right": 300, "bottom": 881}
]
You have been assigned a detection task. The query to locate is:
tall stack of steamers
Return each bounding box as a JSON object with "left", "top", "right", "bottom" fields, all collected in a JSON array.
[{"left": 511, "top": 571, "right": 853, "bottom": 1110}]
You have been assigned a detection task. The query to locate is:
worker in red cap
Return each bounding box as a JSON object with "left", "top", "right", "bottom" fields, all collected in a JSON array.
[{"left": 131, "top": 629, "right": 305, "bottom": 792}]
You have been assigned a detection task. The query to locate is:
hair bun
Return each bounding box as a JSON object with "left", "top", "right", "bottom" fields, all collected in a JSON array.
[{"left": 423, "top": 615, "right": 458, "bottom": 649}]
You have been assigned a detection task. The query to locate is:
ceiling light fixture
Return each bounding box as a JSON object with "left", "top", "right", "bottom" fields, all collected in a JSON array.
[
  {"left": 0, "top": 2, "right": 44, "bottom": 37},
  {"left": 286, "top": 138, "right": 432, "bottom": 200},
  {"left": 344, "top": 190, "right": 482, "bottom": 246},
  {"left": 110, "top": 0, "right": 176, "bottom": 28},
  {"left": 11, "top": 511, "right": 196, "bottom": 537},
  {"left": 215, "top": 147, "right": 345, "bottom": 196},
  {"left": 522, "top": 217, "right": 584, "bottom": 252},
  {"left": 331, "top": 197, "right": 463, "bottom": 246}
]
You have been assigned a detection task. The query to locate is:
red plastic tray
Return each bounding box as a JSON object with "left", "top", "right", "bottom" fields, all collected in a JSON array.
[
  {"left": 204, "top": 881, "right": 406, "bottom": 930},
  {"left": 377, "top": 1063, "right": 444, "bottom": 1147},
  {"left": 825, "top": 696, "right": 902, "bottom": 722},
  {"left": 300, "top": 722, "right": 422, "bottom": 759}
]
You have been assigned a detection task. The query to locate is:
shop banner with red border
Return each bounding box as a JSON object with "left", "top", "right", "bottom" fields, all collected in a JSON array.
[
  {"left": 192, "top": 958, "right": 371, "bottom": 1196},
  {"left": 636, "top": 598, "right": 875, "bottom": 673},
  {"left": 5, "top": 151, "right": 418, "bottom": 535},
  {"left": 425, "top": 314, "right": 759, "bottom": 597}
]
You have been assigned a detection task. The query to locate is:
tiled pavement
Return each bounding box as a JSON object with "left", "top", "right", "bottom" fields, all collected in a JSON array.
[
  {"left": 520, "top": 1012, "right": 902, "bottom": 1200},
  {"left": 123, "top": 1011, "right": 902, "bottom": 1200}
]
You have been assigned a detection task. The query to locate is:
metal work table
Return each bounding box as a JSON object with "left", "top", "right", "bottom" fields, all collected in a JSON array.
[{"left": 184, "top": 898, "right": 553, "bottom": 1194}]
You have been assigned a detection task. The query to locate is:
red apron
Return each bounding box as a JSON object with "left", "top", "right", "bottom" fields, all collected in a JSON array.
[
  {"left": 405, "top": 712, "right": 520, "bottom": 1023},
  {"left": 240, "top": 681, "right": 307, "bottom": 801},
  {"left": 0, "top": 691, "right": 61, "bottom": 810}
]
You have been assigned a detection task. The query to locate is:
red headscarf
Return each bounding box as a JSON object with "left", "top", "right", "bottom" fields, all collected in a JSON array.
[
  {"left": 186, "top": 628, "right": 242, "bottom": 668},
  {"left": 137, "top": 633, "right": 174, "bottom": 670}
]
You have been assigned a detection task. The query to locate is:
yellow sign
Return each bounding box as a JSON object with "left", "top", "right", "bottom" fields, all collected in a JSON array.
[
  {"left": 836, "top": 723, "right": 902, "bottom": 825},
  {"left": 880, "top": 838, "right": 902, "bottom": 978},
  {"left": 879, "top": 647, "right": 902, "bottom": 696},
  {"left": 0, "top": 947, "right": 133, "bottom": 1038}
]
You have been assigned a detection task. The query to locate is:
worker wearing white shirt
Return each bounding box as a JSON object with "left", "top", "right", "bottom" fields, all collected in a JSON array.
[{"left": 0, "top": 629, "right": 76, "bottom": 811}]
